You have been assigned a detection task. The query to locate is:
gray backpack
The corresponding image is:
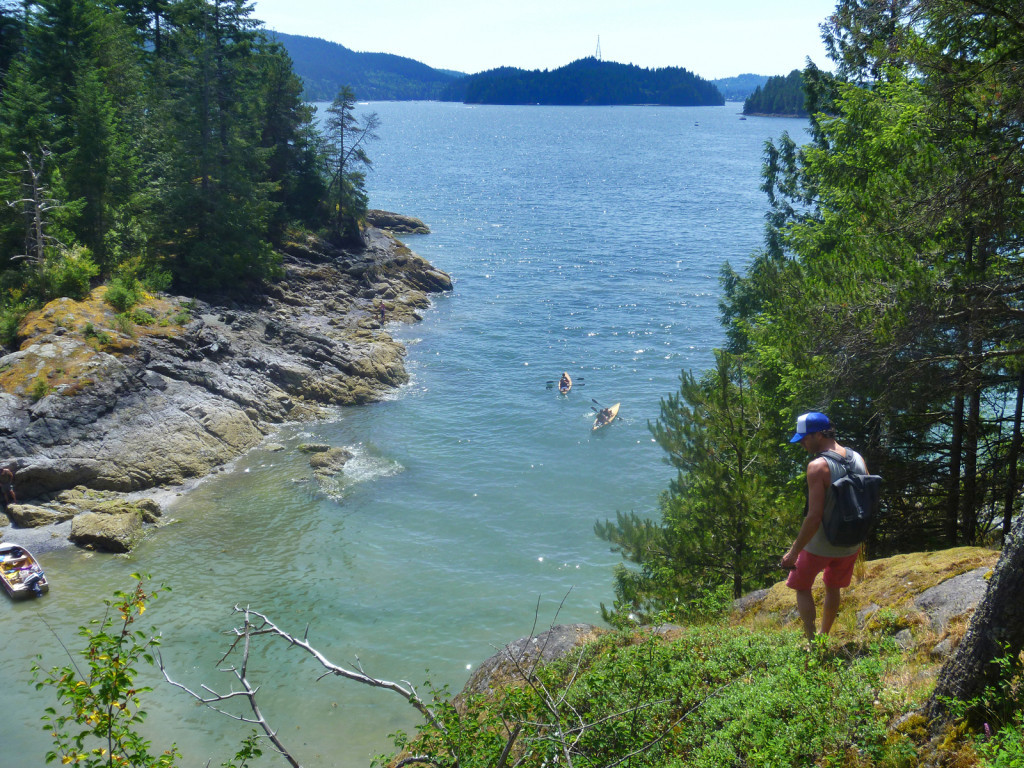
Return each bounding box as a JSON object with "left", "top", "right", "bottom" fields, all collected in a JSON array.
[{"left": 819, "top": 450, "right": 882, "bottom": 547}]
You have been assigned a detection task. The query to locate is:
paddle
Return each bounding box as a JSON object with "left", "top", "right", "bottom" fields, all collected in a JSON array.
[{"left": 546, "top": 376, "right": 584, "bottom": 384}]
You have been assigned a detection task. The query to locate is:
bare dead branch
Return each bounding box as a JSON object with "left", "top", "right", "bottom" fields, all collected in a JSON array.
[
  {"left": 160, "top": 607, "right": 301, "bottom": 767},
  {"left": 222, "top": 605, "right": 449, "bottom": 734}
]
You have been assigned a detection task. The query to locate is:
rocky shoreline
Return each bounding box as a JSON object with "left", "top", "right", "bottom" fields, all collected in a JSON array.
[{"left": 0, "top": 221, "right": 451, "bottom": 552}]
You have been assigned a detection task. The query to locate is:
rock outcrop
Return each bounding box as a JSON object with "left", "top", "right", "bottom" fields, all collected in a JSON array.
[
  {"left": 0, "top": 225, "right": 451, "bottom": 550},
  {"left": 366, "top": 210, "right": 431, "bottom": 235}
]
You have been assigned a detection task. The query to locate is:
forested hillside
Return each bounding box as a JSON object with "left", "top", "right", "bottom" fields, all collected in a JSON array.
[
  {"left": 268, "top": 31, "right": 463, "bottom": 101},
  {"left": 449, "top": 57, "right": 724, "bottom": 106},
  {"left": 742, "top": 69, "right": 807, "bottom": 116},
  {"left": 0, "top": 0, "right": 378, "bottom": 334},
  {"left": 712, "top": 73, "right": 769, "bottom": 102}
]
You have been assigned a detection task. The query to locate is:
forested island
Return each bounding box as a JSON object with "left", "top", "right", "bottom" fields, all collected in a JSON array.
[{"left": 443, "top": 57, "right": 724, "bottom": 106}]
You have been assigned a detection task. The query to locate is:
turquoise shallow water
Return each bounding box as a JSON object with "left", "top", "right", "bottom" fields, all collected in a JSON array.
[{"left": 0, "top": 102, "right": 808, "bottom": 767}]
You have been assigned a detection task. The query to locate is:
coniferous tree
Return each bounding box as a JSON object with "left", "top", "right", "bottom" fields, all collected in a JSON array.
[
  {"left": 323, "top": 85, "right": 377, "bottom": 245},
  {"left": 597, "top": 353, "right": 792, "bottom": 620},
  {"left": 150, "top": 0, "right": 278, "bottom": 291},
  {"left": 256, "top": 39, "right": 327, "bottom": 240}
]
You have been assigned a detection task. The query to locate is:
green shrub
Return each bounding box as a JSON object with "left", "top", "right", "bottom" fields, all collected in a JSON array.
[
  {"left": 83, "top": 323, "right": 113, "bottom": 346},
  {"left": 105, "top": 276, "right": 143, "bottom": 313},
  {"left": 130, "top": 307, "right": 156, "bottom": 326},
  {"left": 114, "top": 312, "right": 136, "bottom": 336},
  {"left": 30, "top": 377, "right": 51, "bottom": 401},
  {"left": 0, "top": 300, "right": 31, "bottom": 348},
  {"left": 33, "top": 245, "right": 99, "bottom": 301},
  {"left": 32, "top": 576, "right": 181, "bottom": 767},
  {"left": 976, "top": 711, "right": 1024, "bottom": 767}
]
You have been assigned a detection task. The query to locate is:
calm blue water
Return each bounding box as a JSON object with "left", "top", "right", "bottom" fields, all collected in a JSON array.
[{"left": 0, "top": 102, "right": 808, "bottom": 767}]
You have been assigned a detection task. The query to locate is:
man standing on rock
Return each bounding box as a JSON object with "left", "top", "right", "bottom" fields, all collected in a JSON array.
[
  {"left": 780, "top": 412, "right": 866, "bottom": 640},
  {"left": 0, "top": 466, "right": 16, "bottom": 510}
]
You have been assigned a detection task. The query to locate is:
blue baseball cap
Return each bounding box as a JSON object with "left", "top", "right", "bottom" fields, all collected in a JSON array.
[{"left": 789, "top": 412, "right": 831, "bottom": 443}]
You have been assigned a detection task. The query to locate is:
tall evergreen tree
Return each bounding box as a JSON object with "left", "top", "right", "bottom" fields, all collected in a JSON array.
[
  {"left": 596, "top": 353, "right": 792, "bottom": 620},
  {"left": 151, "top": 0, "right": 278, "bottom": 291},
  {"left": 323, "top": 86, "right": 377, "bottom": 245},
  {"left": 255, "top": 39, "right": 326, "bottom": 240}
]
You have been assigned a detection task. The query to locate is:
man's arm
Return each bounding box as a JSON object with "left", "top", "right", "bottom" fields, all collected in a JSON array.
[{"left": 781, "top": 457, "right": 830, "bottom": 568}]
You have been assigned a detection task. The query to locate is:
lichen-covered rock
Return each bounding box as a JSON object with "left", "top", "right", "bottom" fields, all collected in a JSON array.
[
  {"left": 365, "top": 210, "right": 431, "bottom": 234},
  {"left": 309, "top": 447, "right": 353, "bottom": 476},
  {"left": 913, "top": 565, "right": 992, "bottom": 630},
  {"left": 460, "top": 624, "right": 604, "bottom": 701},
  {"left": 70, "top": 511, "right": 143, "bottom": 552},
  {"left": 6, "top": 503, "right": 74, "bottom": 528}
]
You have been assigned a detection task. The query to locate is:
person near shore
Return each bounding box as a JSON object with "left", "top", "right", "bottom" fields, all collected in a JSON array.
[
  {"left": 1, "top": 466, "right": 16, "bottom": 510},
  {"left": 780, "top": 412, "right": 866, "bottom": 640},
  {"left": 379, "top": 303, "right": 386, "bottom": 323}
]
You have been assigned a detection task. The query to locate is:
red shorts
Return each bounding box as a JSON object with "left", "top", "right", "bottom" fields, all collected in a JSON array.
[{"left": 786, "top": 550, "right": 860, "bottom": 591}]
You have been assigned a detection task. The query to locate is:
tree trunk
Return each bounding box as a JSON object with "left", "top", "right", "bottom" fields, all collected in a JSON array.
[
  {"left": 947, "top": 392, "right": 964, "bottom": 546},
  {"left": 925, "top": 515, "right": 1024, "bottom": 729},
  {"left": 1002, "top": 372, "right": 1024, "bottom": 541},
  {"left": 962, "top": 380, "right": 981, "bottom": 544}
]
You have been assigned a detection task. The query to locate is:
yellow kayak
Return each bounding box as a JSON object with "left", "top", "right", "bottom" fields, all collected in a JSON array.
[{"left": 592, "top": 402, "right": 619, "bottom": 430}]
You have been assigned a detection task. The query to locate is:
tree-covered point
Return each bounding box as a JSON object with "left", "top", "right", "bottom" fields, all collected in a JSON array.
[
  {"left": 449, "top": 57, "right": 724, "bottom": 107},
  {"left": 742, "top": 69, "right": 807, "bottom": 116},
  {"left": 0, "top": 0, "right": 376, "bottom": 330}
]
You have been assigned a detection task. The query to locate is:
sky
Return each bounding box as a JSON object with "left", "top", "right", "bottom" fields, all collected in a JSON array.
[{"left": 251, "top": 0, "right": 839, "bottom": 80}]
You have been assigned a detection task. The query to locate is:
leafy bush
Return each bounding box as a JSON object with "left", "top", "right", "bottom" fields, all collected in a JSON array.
[
  {"left": 29, "top": 377, "right": 51, "bottom": 401},
  {"left": 115, "top": 312, "right": 136, "bottom": 336},
  {"left": 975, "top": 711, "right": 1024, "bottom": 767},
  {"left": 0, "top": 299, "right": 31, "bottom": 348},
  {"left": 32, "top": 576, "right": 181, "bottom": 767},
  {"left": 82, "top": 322, "right": 113, "bottom": 346},
  {"left": 18, "top": 245, "right": 100, "bottom": 303},
  {"left": 105, "top": 276, "right": 143, "bottom": 313}
]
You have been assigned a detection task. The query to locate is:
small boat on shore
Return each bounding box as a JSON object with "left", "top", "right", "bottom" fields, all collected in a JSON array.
[
  {"left": 0, "top": 543, "right": 48, "bottom": 599},
  {"left": 593, "top": 402, "right": 620, "bottom": 430}
]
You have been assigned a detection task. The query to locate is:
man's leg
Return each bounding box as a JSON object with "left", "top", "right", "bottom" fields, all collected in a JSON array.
[
  {"left": 820, "top": 584, "right": 842, "bottom": 635},
  {"left": 795, "top": 589, "right": 817, "bottom": 640}
]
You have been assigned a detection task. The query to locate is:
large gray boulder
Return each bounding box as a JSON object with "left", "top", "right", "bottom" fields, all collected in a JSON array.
[
  {"left": 913, "top": 566, "right": 993, "bottom": 630},
  {"left": 70, "top": 511, "right": 144, "bottom": 553},
  {"left": 5, "top": 503, "right": 74, "bottom": 528}
]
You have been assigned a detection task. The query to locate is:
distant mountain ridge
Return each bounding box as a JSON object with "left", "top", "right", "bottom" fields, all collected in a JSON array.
[
  {"left": 713, "top": 73, "right": 771, "bottom": 102},
  {"left": 267, "top": 31, "right": 463, "bottom": 101},
  {"left": 270, "top": 30, "right": 771, "bottom": 104}
]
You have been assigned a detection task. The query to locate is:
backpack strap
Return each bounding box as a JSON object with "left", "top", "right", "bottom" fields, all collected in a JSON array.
[{"left": 818, "top": 449, "right": 856, "bottom": 478}]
